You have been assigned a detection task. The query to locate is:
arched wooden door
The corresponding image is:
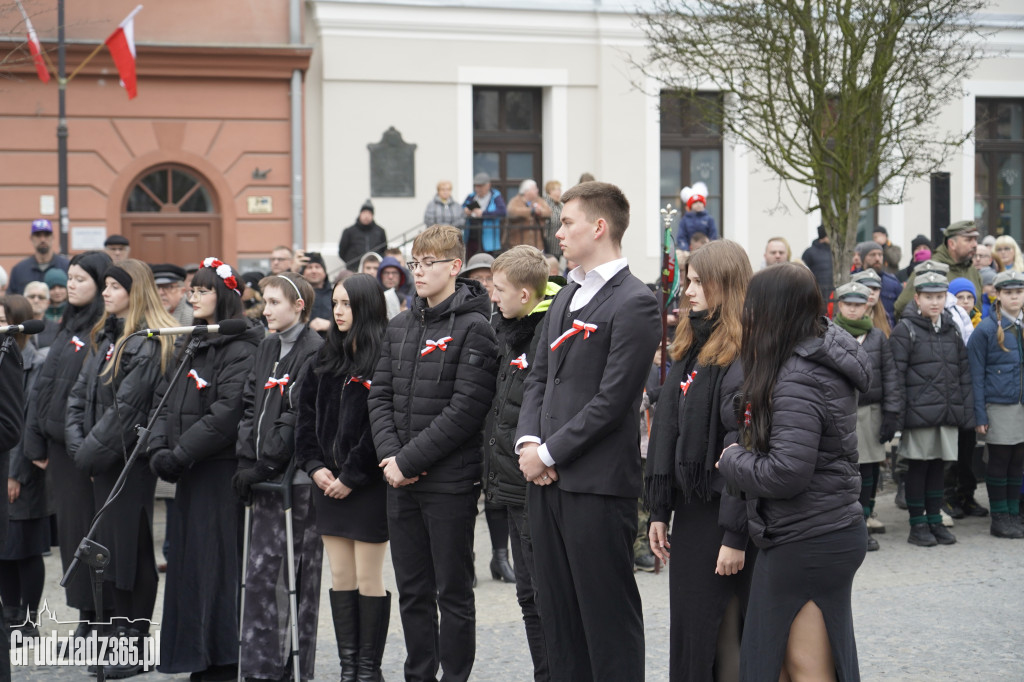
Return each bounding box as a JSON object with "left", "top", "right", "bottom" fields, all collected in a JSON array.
[{"left": 122, "top": 164, "right": 221, "bottom": 265}]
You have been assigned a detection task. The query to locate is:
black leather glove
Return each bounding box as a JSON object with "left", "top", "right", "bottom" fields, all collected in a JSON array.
[
  {"left": 232, "top": 462, "right": 277, "bottom": 501},
  {"left": 879, "top": 411, "right": 899, "bottom": 444},
  {"left": 149, "top": 448, "right": 189, "bottom": 483}
]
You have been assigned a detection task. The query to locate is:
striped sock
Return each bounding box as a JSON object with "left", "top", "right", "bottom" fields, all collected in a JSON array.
[
  {"left": 987, "top": 476, "right": 1009, "bottom": 514},
  {"left": 1008, "top": 479, "right": 1023, "bottom": 515}
]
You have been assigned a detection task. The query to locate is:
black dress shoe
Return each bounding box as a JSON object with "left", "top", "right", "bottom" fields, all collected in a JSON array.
[
  {"left": 960, "top": 497, "right": 989, "bottom": 517},
  {"left": 907, "top": 524, "right": 936, "bottom": 547},
  {"left": 941, "top": 500, "right": 965, "bottom": 519},
  {"left": 928, "top": 523, "right": 956, "bottom": 545},
  {"left": 634, "top": 552, "right": 656, "bottom": 572}
]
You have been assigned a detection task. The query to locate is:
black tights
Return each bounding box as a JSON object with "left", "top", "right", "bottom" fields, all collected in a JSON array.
[
  {"left": 485, "top": 506, "right": 509, "bottom": 551},
  {"left": 905, "top": 459, "right": 945, "bottom": 525},
  {"left": 0, "top": 556, "right": 44, "bottom": 612},
  {"left": 859, "top": 462, "right": 880, "bottom": 516},
  {"left": 986, "top": 443, "right": 1024, "bottom": 516}
]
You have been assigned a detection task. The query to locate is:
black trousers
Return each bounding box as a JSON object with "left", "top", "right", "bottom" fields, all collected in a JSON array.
[
  {"left": 387, "top": 487, "right": 477, "bottom": 682},
  {"left": 527, "top": 484, "right": 644, "bottom": 682},
  {"left": 507, "top": 503, "right": 550, "bottom": 682},
  {"left": 944, "top": 427, "right": 979, "bottom": 500}
]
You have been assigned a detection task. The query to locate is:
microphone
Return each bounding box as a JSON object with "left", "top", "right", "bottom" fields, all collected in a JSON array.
[
  {"left": 141, "top": 319, "right": 249, "bottom": 337},
  {"left": 0, "top": 320, "right": 46, "bottom": 335}
]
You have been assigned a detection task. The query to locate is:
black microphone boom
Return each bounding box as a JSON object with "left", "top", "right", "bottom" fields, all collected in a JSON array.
[
  {"left": 0, "top": 319, "right": 46, "bottom": 335},
  {"left": 142, "top": 318, "right": 249, "bottom": 337}
]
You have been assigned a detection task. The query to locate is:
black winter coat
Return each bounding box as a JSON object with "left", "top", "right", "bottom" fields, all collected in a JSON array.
[
  {"left": 65, "top": 319, "right": 165, "bottom": 476},
  {"left": 338, "top": 222, "right": 387, "bottom": 271},
  {"left": 8, "top": 343, "right": 49, "bottom": 520},
  {"left": 369, "top": 279, "right": 498, "bottom": 493},
  {"left": 149, "top": 320, "right": 263, "bottom": 474},
  {"left": 0, "top": 341, "right": 23, "bottom": 455},
  {"left": 801, "top": 240, "right": 834, "bottom": 300},
  {"left": 24, "top": 317, "right": 97, "bottom": 459},
  {"left": 719, "top": 320, "right": 870, "bottom": 549},
  {"left": 237, "top": 326, "right": 323, "bottom": 475},
  {"left": 483, "top": 309, "right": 545, "bottom": 508},
  {"left": 890, "top": 307, "right": 974, "bottom": 431},
  {"left": 858, "top": 327, "right": 900, "bottom": 412},
  {"left": 295, "top": 364, "right": 378, "bottom": 489}
]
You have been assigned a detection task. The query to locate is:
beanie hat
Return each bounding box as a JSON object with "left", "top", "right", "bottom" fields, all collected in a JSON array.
[
  {"left": 360, "top": 199, "right": 374, "bottom": 215},
  {"left": 44, "top": 268, "right": 68, "bottom": 288},
  {"left": 981, "top": 268, "right": 997, "bottom": 287},
  {"left": 69, "top": 251, "right": 113, "bottom": 291},
  {"left": 680, "top": 182, "right": 709, "bottom": 210},
  {"left": 947, "top": 277, "right": 977, "bottom": 300},
  {"left": 817, "top": 225, "right": 827, "bottom": 240},
  {"left": 911, "top": 234, "right": 931, "bottom": 252},
  {"left": 305, "top": 252, "right": 327, "bottom": 269},
  {"left": 855, "top": 241, "right": 883, "bottom": 261}
]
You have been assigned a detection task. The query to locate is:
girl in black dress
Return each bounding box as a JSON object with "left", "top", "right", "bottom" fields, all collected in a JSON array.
[
  {"left": 149, "top": 257, "right": 263, "bottom": 681},
  {"left": 23, "top": 251, "right": 111, "bottom": 628},
  {"left": 295, "top": 273, "right": 389, "bottom": 681},
  {"left": 645, "top": 240, "right": 754, "bottom": 682},
  {"left": 65, "top": 259, "right": 178, "bottom": 678},
  {"left": 235, "top": 272, "right": 324, "bottom": 680},
  {"left": 718, "top": 263, "right": 869, "bottom": 682}
]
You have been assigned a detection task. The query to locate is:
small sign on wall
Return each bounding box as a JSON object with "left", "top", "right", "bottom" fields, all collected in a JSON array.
[
  {"left": 247, "top": 196, "right": 273, "bottom": 214},
  {"left": 71, "top": 226, "right": 107, "bottom": 250},
  {"left": 39, "top": 195, "right": 55, "bottom": 216}
]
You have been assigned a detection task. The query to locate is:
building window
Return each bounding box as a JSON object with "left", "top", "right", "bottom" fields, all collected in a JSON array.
[
  {"left": 976, "top": 99, "right": 1024, "bottom": 241},
  {"left": 125, "top": 165, "right": 215, "bottom": 213},
  {"left": 473, "top": 87, "right": 542, "bottom": 202},
  {"left": 660, "top": 91, "right": 723, "bottom": 233}
]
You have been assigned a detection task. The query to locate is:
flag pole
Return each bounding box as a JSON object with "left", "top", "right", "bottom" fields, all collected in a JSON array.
[
  {"left": 57, "top": 0, "right": 69, "bottom": 256},
  {"left": 65, "top": 42, "right": 107, "bottom": 83}
]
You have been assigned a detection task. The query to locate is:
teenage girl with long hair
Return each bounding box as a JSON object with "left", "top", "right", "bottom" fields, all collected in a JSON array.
[
  {"left": 235, "top": 272, "right": 324, "bottom": 680},
  {"left": 295, "top": 273, "right": 390, "bottom": 680},
  {"left": 645, "top": 239, "right": 754, "bottom": 681},
  {"left": 718, "top": 263, "right": 870, "bottom": 682},
  {"left": 65, "top": 259, "right": 178, "bottom": 678},
  {"left": 967, "top": 270, "right": 1024, "bottom": 539},
  {"left": 149, "top": 258, "right": 263, "bottom": 681}
]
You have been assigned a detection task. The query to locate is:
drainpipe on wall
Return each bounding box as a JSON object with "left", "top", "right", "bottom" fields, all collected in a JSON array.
[{"left": 289, "top": 0, "right": 304, "bottom": 252}]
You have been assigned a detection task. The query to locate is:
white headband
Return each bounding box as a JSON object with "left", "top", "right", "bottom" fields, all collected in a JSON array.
[{"left": 277, "top": 274, "right": 304, "bottom": 304}]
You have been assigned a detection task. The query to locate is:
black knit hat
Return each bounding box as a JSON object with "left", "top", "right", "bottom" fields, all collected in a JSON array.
[
  {"left": 69, "top": 250, "right": 113, "bottom": 290},
  {"left": 911, "top": 234, "right": 932, "bottom": 252},
  {"left": 104, "top": 265, "right": 133, "bottom": 293}
]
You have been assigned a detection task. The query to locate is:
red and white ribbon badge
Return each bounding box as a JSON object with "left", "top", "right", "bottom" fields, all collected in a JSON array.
[
  {"left": 550, "top": 320, "right": 598, "bottom": 351},
  {"left": 104, "top": 343, "right": 114, "bottom": 362},
  {"left": 421, "top": 336, "right": 453, "bottom": 357},
  {"left": 743, "top": 402, "right": 752, "bottom": 427},
  {"left": 510, "top": 353, "right": 528, "bottom": 370},
  {"left": 349, "top": 376, "right": 372, "bottom": 390},
  {"left": 264, "top": 374, "right": 290, "bottom": 395},
  {"left": 187, "top": 369, "right": 209, "bottom": 390},
  {"left": 680, "top": 370, "right": 697, "bottom": 396},
  {"left": 70, "top": 335, "right": 85, "bottom": 352}
]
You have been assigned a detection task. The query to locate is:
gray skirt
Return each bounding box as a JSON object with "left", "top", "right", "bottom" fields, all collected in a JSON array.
[
  {"left": 983, "top": 402, "right": 1024, "bottom": 445},
  {"left": 856, "top": 403, "right": 886, "bottom": 464},
  {"left": 901, "top": 425, "right": 958, "bottom": 462}
]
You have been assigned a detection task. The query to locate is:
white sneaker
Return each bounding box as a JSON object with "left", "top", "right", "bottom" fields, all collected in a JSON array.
[
  {"left": 940, "top": 508, "right": 955, "bottom": 527},
  {"left": 866, "top": 515, "right": 886, "bottom": 534}
]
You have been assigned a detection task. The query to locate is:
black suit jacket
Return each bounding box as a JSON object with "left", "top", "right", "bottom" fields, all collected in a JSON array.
[{"left": 517, "top": 266, "right": 660, "bottom": 498}]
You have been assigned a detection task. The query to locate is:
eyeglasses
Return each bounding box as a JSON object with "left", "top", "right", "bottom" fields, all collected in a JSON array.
[
  {"left": 406, "top": 259, "right": 456, "bottom": 272},
  {"left": 188, "top": 288, "right": 215, "bottom": 299},
  {"left": 25, "top": 294, "right": 48, "bottom": 300}
]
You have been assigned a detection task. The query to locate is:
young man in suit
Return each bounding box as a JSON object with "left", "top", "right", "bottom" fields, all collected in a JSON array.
[{"left": 516, "top": 181, "right": 661, "bottom": 681}]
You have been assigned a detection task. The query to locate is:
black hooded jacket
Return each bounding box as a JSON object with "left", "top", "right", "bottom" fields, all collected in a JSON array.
[
  {"left": 148, "top": 320, "right": 263, "bottom": 475},
  {"left": 368, "top": 278, "right": 498, "bottom": 493},
  {"left": 719, "top": 320, "right": 871, "bottom": 549},
  {"left": 338, "top": 221, "right": 387, "bottom": 271},
  {"left": 236, "top": 325, "right": 323, "bottom": 474}
]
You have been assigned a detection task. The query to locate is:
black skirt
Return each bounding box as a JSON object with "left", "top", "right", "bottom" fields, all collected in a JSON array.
[
  {"left": 45, "top": 439, "right": 96, "bottom": 610},
  {"left": 740, "top": 520, "right": 867, "bottom": 682},
  {"left": 312, "top": 474, "right": 387, "bottom": 543},
  {"left": 668, "top": 496, "right": 755, "bottom": 682},
  {"left": 0, "top": 517, "right": 50, "bottom": 560},
  {"left": 91, "top": 459, "right": 157, "bottom": 592}
]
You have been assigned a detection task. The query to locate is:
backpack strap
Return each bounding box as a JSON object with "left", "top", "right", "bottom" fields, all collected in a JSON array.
[{"left": 900, "top": 317, "right": 916, "bottom": 343}]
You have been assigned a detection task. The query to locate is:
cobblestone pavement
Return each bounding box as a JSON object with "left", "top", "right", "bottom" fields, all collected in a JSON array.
[{"left": 13, "top": 484, "right": 1024, "bottom": 680}]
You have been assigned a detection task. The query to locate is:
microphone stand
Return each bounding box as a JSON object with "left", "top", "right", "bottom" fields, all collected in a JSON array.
[
  {"left": 0, "top": 335, "right": 16, "bottom": 372},
  {"left": 61, "top": 333, "right": 202, "bottom": 680}
]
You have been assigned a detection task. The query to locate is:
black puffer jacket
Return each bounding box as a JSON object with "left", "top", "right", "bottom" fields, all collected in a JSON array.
[
  {"left": 148, "top": 320, "right": 263, "bottom": 478},
  {"left": 23, "top": 319, "right": 96, "bottom": 458},
  {"left": 890, "top": 306, "right": 974, "bottom": 430},
  {"left": 369, "top": 279, "right": 498, "bottom": 493},
  {"left": 65, "top": 319, "right": 165, "bottom": 476},
  {"left": 8, "top": 343, "right": 49, "bottom": 520},
  {"left": 719, "top": 320, "right": 870, "bottom": 549},
  {"left": 236, "top": 325, "right": 323, "bottom": 475},
  {"left": 483, "top": 307, "right": 546, "bottom": 508},
  {"left": 295, "top": 363, "right": 378, "bottom": 489},
  {"left": 858, "top": 327, "right": 900, "bottom": 411},
  {"left": 0, "top": 342, "right": 23, "bottom": 456}
]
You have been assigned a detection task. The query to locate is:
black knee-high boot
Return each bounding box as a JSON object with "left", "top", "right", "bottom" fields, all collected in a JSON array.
[
  {"left": 330, "top": 589, "right": 360, "bottom": 682},
  {"left": 357, "top": 592, "right": 391, "bottom": 682}
]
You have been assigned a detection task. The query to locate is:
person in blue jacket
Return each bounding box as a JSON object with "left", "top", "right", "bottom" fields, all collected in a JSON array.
[
  {"left": 676, "top": 182, "right": 719, "bottom": 252},
  {"left": 966, "top": 270, "right": 1024, "bottom": 539}
]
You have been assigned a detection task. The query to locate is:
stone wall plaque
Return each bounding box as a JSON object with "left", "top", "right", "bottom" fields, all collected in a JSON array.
[{"left": 369, "top": 127, "right": 416, "bottom": 197}]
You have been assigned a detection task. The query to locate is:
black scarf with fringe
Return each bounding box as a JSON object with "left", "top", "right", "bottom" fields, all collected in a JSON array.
[{"left": 644, "top": 311, "right": 724, "bottom": 515}]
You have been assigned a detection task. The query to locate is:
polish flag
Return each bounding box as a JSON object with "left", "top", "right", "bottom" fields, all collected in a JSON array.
[
  {"left": 15, "top": 1, "right": 49, "bottom": 83},
  {"left": 104, "top": 5, "right": 143, "bottom": 99}
]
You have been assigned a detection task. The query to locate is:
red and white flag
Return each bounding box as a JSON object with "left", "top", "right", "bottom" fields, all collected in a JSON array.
[
  {"left": 105, "top": 5, "right": 143, "bottom": 99},
  {"left": 15, "top": 0, "right": 49, "bottom": 83}
]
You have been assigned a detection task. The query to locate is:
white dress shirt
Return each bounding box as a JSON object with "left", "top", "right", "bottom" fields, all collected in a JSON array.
[{"left": 517, "top": 257, "right": 629, "bottom": 467}]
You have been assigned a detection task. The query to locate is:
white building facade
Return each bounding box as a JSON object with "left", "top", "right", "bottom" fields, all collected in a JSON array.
[{"left": 304, "top": 0, "right": 1024, "bottom": 278}]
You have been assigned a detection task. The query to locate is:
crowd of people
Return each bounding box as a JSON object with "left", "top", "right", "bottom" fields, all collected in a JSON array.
[{"left": 0, "top": 186, "right": 1023, "bottom": 682}]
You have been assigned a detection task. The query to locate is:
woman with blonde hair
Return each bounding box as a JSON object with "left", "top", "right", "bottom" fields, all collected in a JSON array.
[
  {"left": 65, "top": 258, "right": 178, "bottom": 678},
  {"left": 993, "top": 235, "right": 1024, "bottom": 273},
  {"left": 646, "top": 239, "right": 755, "bottom": 681}
]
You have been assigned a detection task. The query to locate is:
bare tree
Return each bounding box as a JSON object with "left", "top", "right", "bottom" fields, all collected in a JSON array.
[{"left": 636, "top": 0, "right": 991, "bottom": 285}]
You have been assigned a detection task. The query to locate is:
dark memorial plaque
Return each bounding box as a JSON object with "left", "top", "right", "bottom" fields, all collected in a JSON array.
[{"left": 369, "top": 127, "right": 417, "bottom": 197}]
